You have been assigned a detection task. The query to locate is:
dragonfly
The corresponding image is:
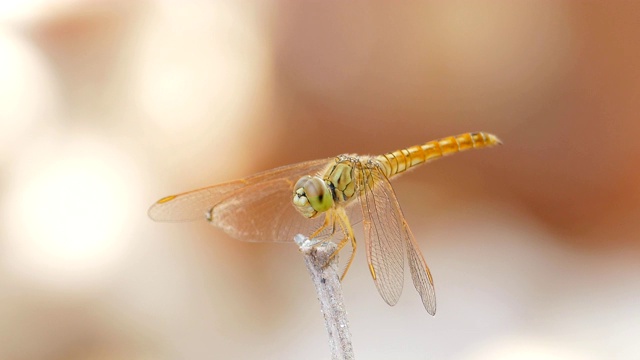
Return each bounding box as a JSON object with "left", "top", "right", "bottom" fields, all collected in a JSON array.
[{"left": 149, "top": 132, "right": 501, "bottom": 315}]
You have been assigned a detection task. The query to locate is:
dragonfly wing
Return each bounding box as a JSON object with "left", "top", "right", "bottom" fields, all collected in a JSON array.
[
  {"left": 360, "top": 165, "right": 405, "bottom": 306},
  {"left": 404, "top": 219, "right": 436, "bottom": 315},
  {"left": 149, "top": 181, "right": 246, "bottom": 222},
  {"left": 211, "top": 177, "right": 326, "bottom": 242},
  {"left": 361, "top": 163, "right": 436, "bottom": 313},
  {"left": 148, "top": 158, "right": 332, "bottom": 222}
]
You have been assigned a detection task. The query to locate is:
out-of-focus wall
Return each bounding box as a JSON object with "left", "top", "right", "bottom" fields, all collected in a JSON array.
[{"left": 1, "top": 1, "right": 638, "bottom": 359}]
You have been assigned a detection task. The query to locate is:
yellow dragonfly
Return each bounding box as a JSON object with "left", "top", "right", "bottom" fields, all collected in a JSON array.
[{"left": 149, "top": 132, "right": 501, "bottom": 315}]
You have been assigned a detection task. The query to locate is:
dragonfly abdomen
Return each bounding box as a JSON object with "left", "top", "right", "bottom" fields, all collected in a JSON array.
[{"left": 376, "top": 132, "right": 501, "bottom": 178}]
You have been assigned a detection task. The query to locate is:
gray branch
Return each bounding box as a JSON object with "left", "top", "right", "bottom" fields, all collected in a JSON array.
[{"left": 295, "top": 235, "right": 354, "bottom": 360}]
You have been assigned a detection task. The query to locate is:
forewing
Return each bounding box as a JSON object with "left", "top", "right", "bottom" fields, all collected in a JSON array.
[
  {"left": 148, "top": 158, "right": 331, "bottom": 222},
  {"left": 211, "top": 178, "right": 326, "bottom": 242},
  {"left": 361, "top": 162, "right": 436, "bottom": 313},
  {"left": 404, "top": 221, "right": 437, "bottom": 315},
  {"left": 360, "top": 165, "right": 405, "bottom": 306}
]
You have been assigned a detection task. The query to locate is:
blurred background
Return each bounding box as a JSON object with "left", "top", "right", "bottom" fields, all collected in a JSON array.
[{"left": 1, "top": 1, "right": 639, "bottom": 359}]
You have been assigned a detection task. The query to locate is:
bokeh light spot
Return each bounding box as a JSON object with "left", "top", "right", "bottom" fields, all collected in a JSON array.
[{"left": 2, "top": 136, "right": 140, "bottom": 290}]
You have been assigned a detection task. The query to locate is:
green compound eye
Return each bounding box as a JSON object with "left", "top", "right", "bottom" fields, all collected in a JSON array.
[
  {"left": 304, "top": 177, "right": 333, "bottom": 212},
  {"left": 294, "top": 176, "right": 333, "bottom": 213}
]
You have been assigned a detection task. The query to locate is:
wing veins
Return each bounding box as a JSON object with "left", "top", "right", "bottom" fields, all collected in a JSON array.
[
  {"left": 148, "top": 158, "right": 331, "bottom": 222},
  {"left": 361, "top": 163, "right": 405, "bottom": 306}
]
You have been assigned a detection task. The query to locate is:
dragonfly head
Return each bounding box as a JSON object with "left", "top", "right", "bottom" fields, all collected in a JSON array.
[{"left": 292, "top": 175, "right": 334, "bottom": 218}]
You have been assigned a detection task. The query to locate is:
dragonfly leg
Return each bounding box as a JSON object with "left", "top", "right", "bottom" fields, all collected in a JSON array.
[
  {"left": 309, "top": 213, "right": 335, "bottom": 240},
  {"left": 330, "top": 209, "right": 357, "bottom": 281},
  {"left": 335, "top": 234, "right": 357, "bottom": 281},
  {"left": 308, "top": 209, "right": 356, "bottom": 281}
]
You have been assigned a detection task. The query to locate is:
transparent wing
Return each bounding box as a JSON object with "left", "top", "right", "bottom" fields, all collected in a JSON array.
[
  {"left": 210, "top": 177, "right": 326, "bottom": 243},
  {"left": 360, "top": 161, "right": 436, "bottom": 314},
  {"left": 148, "top": 158, "right": 332, "bottom": 222},
  {"left": 213, "top": 180, "right": 362, "bottom": 244},
  {"left": 404, "top": 219, "right": 436, "bottom": 315},
  {"left": 360, "top": 163, "right": 405, "bottom": 306}
]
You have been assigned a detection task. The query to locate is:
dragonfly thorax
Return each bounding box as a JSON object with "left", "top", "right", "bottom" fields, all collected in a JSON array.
[
  {"left": 292, "top": 175, "right": 334, "bottom": 218},
  {"left": 325, "top": 161, "right": 357, "bottom": 203}
]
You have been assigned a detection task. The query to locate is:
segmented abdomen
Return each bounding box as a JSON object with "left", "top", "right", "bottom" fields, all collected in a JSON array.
[{"left": 376, "top": 132, "right": 501, "bottom": 178}]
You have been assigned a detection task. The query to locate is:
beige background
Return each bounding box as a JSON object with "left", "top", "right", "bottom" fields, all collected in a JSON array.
[{"left": 1, "top": 1, "right": 638, "bottom": 359}]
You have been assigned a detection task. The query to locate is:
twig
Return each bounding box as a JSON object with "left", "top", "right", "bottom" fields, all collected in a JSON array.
[{"left": 295, "top": 235, "right": 354, "bottom": 360}]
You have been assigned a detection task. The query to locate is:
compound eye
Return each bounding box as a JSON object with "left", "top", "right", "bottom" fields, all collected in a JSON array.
[
  {"left": 303, "top": 177, "right": 333, "bottom": 212},
  {"left": 294, "top": 175, "right": 312, "bottom": 194}
]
